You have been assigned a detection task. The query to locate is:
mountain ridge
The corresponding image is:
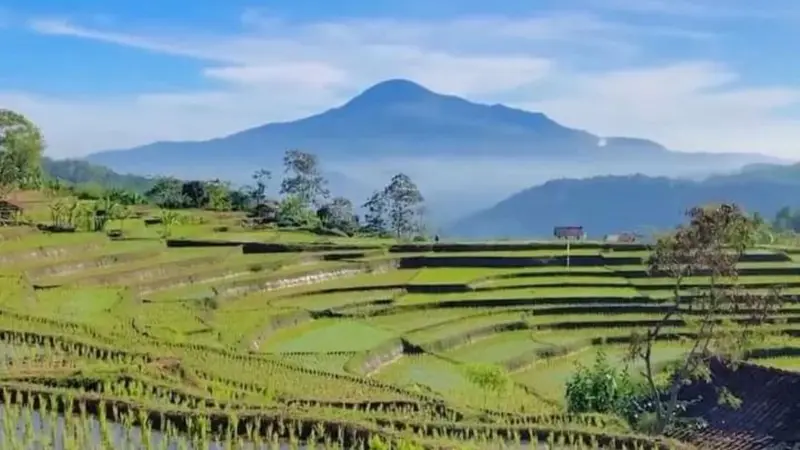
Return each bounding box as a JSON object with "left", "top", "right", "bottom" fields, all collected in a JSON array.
[
  {"left": 85, "top": 78, "right": 766, "bottom": 164},
  {"left": 81, "top": 78, "right": 787, "bottom": 222},
  {"left": 448, "top": 171, "right": 800, "bottom": 238}
]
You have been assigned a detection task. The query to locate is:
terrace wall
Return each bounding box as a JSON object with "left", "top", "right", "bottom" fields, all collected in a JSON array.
[
  {"left": 398, "top": 255, "right": 642, "bottom": 268},
  {"left": 389, "top": 242, "right": 651, "bottom": 252},
  {"left": 165, "top": 239, "right": 243, "bottom": 247},
  {"left": 417, "top": 320, "right": 527, "bottom": 352},
  {"left": 345, "top": 339, "right": 406, "bottom": 376},
  {"left": 0, "top": 242, "right": 103, "bottom": 265},
  {"left": 242, "top": 242, "right": 381, "bottom": 253}
]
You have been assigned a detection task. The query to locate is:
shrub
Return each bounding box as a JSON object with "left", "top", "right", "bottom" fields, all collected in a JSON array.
[{"left": 565, "top": 348, "right": 643, "bottom": 423}]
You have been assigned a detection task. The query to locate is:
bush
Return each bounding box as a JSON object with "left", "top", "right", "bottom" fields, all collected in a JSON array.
[{"left": 565, "top": 348, "right": 644, "bottom": 423}]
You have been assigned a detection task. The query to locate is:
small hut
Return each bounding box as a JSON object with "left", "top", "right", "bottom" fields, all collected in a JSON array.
[{"left": 0, "top": 199, "right": 23, "bottom": 225}]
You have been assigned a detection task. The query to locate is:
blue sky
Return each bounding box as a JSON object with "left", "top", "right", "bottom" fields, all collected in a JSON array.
[{"left": 2, "top": 0, "right": 800, "bottom": 159}]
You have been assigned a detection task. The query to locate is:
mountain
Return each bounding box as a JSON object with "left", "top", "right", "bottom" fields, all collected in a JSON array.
[
  {"left": 448, "top": 173, "right": 800, "bottom": 239},
  {"left": 705, "top": 162, "right": 800, "bottom": 185},
  {"left": 83, "top": 79, "right": 787, "bottom": 221},
  {"left": 42, "top": 158, "right": 157, "bottom": 192}
]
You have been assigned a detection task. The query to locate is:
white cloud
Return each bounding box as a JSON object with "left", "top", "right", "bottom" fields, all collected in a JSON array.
[
  {"left": 589, "top": 0, "right": 800, "bottom": 20},
  {"left": 7, "top": 10, "right": 800, "bottom": 160},
  {"left": 522, "top": 62, "right": 800, "bottom": 155}
]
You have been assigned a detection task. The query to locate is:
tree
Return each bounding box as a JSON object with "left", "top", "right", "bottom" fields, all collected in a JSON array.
[
  {"left": 0, "top": 109, "right": 45, "bottom": 198},
  {"left": 106, "top": 188, "right": 146, "bottom": 206},
  {"left": 464, "top": 363, "right": 510, "bottom": 408},
  {"left": 383, "top": 173, "right": 424, "bottom": 238},
  {"left": 205, "top": 179, "right": 231, "bottom": 211},
  {"left": 48, "top": 197, "right": 80, "bottom": 229},
  {"left": 158, "top": 209, "right": 181, "bottom": 239},
  {"left": 113, "top": 204, "right": 133, "bottom": 233},
  {"left": 229, "top": 188, "right": 253, "bottom": 211},
  {"left": 280, "top": 150, "right": 329, "bottom": 208},
  {"left": 250, "top": 169, "right": 272, "bottom": 206},
  {"left": 627, "top": 203, "right": 783, "bottom": 433},
  {"left": 181, "top": 180, "right": 208, "bottom": 209},
  {"left": 773, "top": 206, "right": 800, "bottom": 233},
  {"left": 276, "top": 194, "right": 319, "bottom": 228},
  {"left": 317, "top": 197, "right": 358, "bottom": 235},
  {"left": 88, "top": 197, "right": 119, "bottom": 232},
  {"left": 362, "top": 190, "right": 388, "bottom": 235},
  {"left": 145, "top": 177, "right": 185, "bottom": 209},
  {"left": 565, "top": 349, "right": 640, "bottom": 421}
]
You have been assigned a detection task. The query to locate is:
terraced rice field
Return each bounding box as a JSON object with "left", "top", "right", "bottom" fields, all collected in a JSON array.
[{"left": 0, "top": 221, "right": 797, "bottom": 449}]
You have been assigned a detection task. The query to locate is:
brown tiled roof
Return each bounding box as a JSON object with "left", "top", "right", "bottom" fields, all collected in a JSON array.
[
  {"left": 669, "top": 359, "right": 800, "bottom": 449},
  {"left": 0, "top": 199, "right": 23, "bottom": 209}
]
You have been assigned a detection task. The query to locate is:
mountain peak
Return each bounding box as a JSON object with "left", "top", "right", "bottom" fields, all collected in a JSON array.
[{"left": 343, "top": 79, "right": 436, "bottom": 108}]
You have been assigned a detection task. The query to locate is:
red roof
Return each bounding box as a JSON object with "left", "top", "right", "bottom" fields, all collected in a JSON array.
[{"left": 0, "top": 199, "right": 23, "bottom": 209}]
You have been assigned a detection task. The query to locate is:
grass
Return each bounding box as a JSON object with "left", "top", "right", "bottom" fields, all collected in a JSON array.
[
  {"left": 513, "top": 343, "right": 689, "bottom": 403},
  {"left": 1, "top": 211, "right": 798, "bottom": 448},
  {"left": 405, "top": 311, "right": 530, "bottom": 345},
  {"left": 257, "top": 319, "right": 396, "bottom": 353},
  {"left": 400, "top": 286, "right": 644, "bottom": 305},
  {"left": 443, "top": 329, "right": 551, "bottom": 364},
  {"left": 0, "top": 231, "right": 105, "bottom": 254},
  {"left": 361, "top": 308, "right": 496, "bottom": 334},
  {"left": 482, "top": 275, "right": 633, "bottom": 288}
]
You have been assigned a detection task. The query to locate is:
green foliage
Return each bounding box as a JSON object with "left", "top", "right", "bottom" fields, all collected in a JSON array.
[
  {"left": 565, "top": 349, "right": 640, "bottom": 419},
  {"left": 384, "top": 173, "right": 425, "bottom": 238},
  {"left": 362, "top": 190, "right": 389, "bottom": 235},
  {"left": 145, "top": 177, "right": 186, "bottom": 209},
  {"left": 368, "top": 436, "right": 424, "bottom": 450},
  {"left": 205, "top": 179, "right": 231, "bottom": 211},
  {"left": 158, "top": 209, "right": 181, "bottom": 239},
  {"left": 631, "top": 203, "right": 783, "bottom": 433},
  {"left": 360, "top": 173, "right": 426, "bottom": 238},
  {"left": 249, "top": 168, "right": 272, "bottom": 206},
  {"left": 464, "top": 363, "right": 511, "bottom": 407},
  {"left": 181, "top": 180, "right": 209, "bottom": 209},
  {"left": 0, "top": 109, "right": 44, "bottom": 197},
  {"left": 280, "top": 149, "right": 329, "bottom": 208},
  {"left": 41, "top": 158, "right": 156, "bottom": 193},
  {"left": 773, "top": 206, "right": 800, "bottom": 233},
  {"left": 277, "top": 194, "right": 320, "bottom": 228},
  {"left": 317, "top": 197, "right": 358, "bottom": 235}
]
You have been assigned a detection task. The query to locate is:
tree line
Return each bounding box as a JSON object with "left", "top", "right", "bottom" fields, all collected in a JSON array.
[
  {"left": 140, "top": 149, "right": 426, "bottom": 238},
  {"left": 0, "top": 108, "right": 427, "bottom": 239}
]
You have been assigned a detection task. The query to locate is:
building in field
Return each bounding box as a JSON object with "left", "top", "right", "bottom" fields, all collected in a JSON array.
[
  {"left": 605, "top": 232, "right": 638, "bottom": 243},
  {"left": 553, "top": 226, "right": 584, "bottom": 240},
  {"left": 0, "top": 199, "right": 23, "bottom": 225}
]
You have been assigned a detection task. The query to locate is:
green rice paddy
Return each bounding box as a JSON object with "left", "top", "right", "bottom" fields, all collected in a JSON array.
[{"left": 1, "top": 217, "right": 797, "bottom": 449}]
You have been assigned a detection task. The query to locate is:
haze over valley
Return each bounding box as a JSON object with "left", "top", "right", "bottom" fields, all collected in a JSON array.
[{"left": 79, "top": 79, "right": 790, "bottom": 230}]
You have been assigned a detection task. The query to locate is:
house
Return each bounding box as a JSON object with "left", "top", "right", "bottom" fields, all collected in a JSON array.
[
  {"left": 553, "top": 226, "right": 584, "bottom": 240},
  {"left": 0, "top": 199, "right": 23, "bottom": 224}
]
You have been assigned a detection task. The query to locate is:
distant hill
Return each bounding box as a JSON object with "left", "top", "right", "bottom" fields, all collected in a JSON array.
[
  {"left": 42, "top": 158, "right": 156, "bottom": 192},
  {"left": 81, "top": 79, "right": 785, "bottom": 221},
  {"left": 705, "top": 162, "right": 800, "bottom": 185},
  {"left": 448, "top": 173, "right": 800, "bottom": 239}
]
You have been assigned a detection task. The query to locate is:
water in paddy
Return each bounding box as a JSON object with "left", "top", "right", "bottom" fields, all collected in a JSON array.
[
  {"left": 0, "top": 404, "right": 303, "bottom": 449},
  {"left": 0, "top": 344, "right": 581, "bottom": 449},
  {"left": 0, "top": 405, "right": 575, "bottom": 449}
]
